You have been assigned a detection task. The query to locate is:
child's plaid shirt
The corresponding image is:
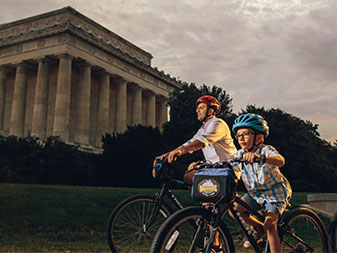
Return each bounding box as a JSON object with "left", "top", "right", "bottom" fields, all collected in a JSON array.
[{"left": 232, "top": 144, "right": 292, "bottom": 205}]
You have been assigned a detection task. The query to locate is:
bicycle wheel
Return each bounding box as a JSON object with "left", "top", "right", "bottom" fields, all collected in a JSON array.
[
  {"left": 150, "top": 206, "right": 235, "bottom": 253},
  {"left": 328, "top": 211, "right": 337, "bottom": 253},
  {"left": 279, "top": 207, "right": 329, "bottom": 252},
  {"left": 107, "top": 194, "right": 173, "bottom": 252}
]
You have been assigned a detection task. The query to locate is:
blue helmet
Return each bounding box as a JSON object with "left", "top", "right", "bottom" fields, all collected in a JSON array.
[{"left": 232, "top": 113, "right": 269, "bottom": 137}]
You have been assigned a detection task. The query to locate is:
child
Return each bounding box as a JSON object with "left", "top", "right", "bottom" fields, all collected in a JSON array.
[{"left": 231, "top": 113, "right": 292, "bottom": 253}]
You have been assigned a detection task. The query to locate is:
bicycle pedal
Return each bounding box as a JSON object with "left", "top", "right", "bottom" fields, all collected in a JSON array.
[
  {"left": 210, "top": 245, "right": 224, "bottom": 253},
  {"left": 243, "top": 240, "right": 251, "bottom": 248}
]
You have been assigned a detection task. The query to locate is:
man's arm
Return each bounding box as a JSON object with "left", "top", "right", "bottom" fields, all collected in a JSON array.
[{"left": 167, "top": 140, "right": 205, "bottom": 163}]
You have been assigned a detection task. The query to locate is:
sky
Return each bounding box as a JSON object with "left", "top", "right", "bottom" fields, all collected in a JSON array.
[{"left": 1, "top": 0, "right": 337, "bottom": 143}]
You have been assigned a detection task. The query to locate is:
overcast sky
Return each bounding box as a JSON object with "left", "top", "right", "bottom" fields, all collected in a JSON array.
[{"left": 1, "top": 0, "right": 337, "bottom": 142}]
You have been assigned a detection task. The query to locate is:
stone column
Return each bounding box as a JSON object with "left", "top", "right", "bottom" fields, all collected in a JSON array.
[
  {"left": 53, "top": 55, "right": 72, "bottom": 141},
  {"left": 0, "top": 66, "right": 9, "bottom": 130},
  {"left": 157, "top": 97, "right": 168, "bottom": 130},
  {"left": 9, "top": 63, "right": 27, "bottom": 137},
  {"left": 96, "top": 71, "right": 110, "bottom": 145},
  {"left": 115, "top": 78, "right": 127, "bottom": 133},
  {"left": 131, "top": 86, "right": 142, "bottom": 125},
  {"left": 146, "top": 91, "right": 156, "bottom": 127},
  {"left": 74, "top": 62, "right": 91, "bottom": 145},
  {"left": 31, "top": 58, "right": 50, "bottom": 138}
]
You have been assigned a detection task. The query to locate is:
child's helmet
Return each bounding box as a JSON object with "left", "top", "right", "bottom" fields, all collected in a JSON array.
[
  {"left": 232, "top": 113, "right": 269, "bottom": 137},
  {"left": 196, "top": 95, "right": 221, "bottom": 114}
]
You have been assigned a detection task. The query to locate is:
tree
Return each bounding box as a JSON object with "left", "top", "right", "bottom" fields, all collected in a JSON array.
[
  {"left": 97, "top": 125, "right": 165, "bottom": 187},
  {"left": 0, "top": 136, "right": 96, "bottom": 185}
]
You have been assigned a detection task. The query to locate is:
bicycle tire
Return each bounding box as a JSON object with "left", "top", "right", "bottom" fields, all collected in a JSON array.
[
  {"left": 150, "top": 206, "right": 235, "bottom": 253},
  {"left": 328, "top": 211, "right": 337, "bottom": 253},
  {"left": 107, "top": 194, "right": 173, "bottom": 252},
  {"left": 279, "top": 207, "right": 329, "bottom": 252}
]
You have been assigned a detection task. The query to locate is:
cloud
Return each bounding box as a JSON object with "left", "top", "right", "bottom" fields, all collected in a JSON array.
[{"left": 0, "top": 0, "right": 336, "bottom": 142}]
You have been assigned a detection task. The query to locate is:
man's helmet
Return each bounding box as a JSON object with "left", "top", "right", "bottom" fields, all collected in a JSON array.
[
  {"left": 196, "top": 95, "right": 221, "bottom": 114},
  {"left": 232, "top": 113, "right": 269, "bottom": 137}
]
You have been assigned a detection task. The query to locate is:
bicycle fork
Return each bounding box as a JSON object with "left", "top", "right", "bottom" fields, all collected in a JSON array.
[{"left": 142, "top": 192, "right": 166, "bottom": 233}]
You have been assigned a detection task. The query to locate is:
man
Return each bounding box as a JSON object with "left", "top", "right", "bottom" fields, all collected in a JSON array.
[{"left": 158, "top": 95, "right": 236, "bottom": 170}]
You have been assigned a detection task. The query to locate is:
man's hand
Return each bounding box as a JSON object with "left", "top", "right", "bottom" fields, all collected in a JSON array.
[
  {"left": 187, "top": 161, "right": 197, "bottom": 170},
  {"left": 167, "top": 149, "right": 182, "bottom": 163}
]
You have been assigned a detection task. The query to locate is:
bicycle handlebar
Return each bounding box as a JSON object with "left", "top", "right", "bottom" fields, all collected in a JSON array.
[{"left": 186, "top": 156, "right": 262, "bottom": 173}]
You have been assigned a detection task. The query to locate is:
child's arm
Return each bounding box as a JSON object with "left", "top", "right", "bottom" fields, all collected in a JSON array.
[
  {"left": 243, "top": 152, "right": 285, "bottom": 167},
  {"left": 263, "top": 154, "right": 285, "bottom": 167}
]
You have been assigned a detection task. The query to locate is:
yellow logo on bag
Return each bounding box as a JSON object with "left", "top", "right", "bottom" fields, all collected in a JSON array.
[
  {"left": 198, "top": 179, "right": 219, "bottom": 197},
  {"left": 199, "top": 185, "right": 217, "bottom": 192}
]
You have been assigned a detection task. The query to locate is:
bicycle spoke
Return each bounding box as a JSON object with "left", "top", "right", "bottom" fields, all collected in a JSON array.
[
  {"left": 280, "top": 209, "right": 327, "bottom": 252},
  {"left": 108, "top": 196, "right": 171, "bottom": 252},
  {"left": 151, "top": 207, "right": 234, "bottom": 253}
]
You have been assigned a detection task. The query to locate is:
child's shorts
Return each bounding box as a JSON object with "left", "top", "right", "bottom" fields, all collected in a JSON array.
[{"left": 242, "top": 193, "right": 288, "bottom": 215}]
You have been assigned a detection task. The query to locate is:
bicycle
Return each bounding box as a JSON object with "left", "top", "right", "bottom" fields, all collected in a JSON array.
[
  {"left": 106, "top": 156, "right": 188, "bottom": 252},
  {"left": 328, "top": 210, "right": 337, "bottom": 252},
  {"left": 150, "top": 159, "right": 329, "bottom": 252}
]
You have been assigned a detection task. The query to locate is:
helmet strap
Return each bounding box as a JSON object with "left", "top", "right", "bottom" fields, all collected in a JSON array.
[
  {"left": 247, "top": 132, "right": 263, "bottom": 152},
  {"left": 202, "top": 107, "right": 214, "bottom": 123}
]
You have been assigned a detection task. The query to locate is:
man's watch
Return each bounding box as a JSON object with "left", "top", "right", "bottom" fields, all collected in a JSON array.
[{"left": 177, "top": 146, "right": 185, "bottom": 155}]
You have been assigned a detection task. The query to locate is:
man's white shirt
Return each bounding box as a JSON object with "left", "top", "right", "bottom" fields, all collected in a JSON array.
[{"left": 184, "top": 117, "right": 237, "bottom": 163}]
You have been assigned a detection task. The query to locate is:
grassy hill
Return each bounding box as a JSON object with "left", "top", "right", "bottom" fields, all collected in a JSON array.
[{"left": 0, "top": 183, "right": 330, "bottom": 252}]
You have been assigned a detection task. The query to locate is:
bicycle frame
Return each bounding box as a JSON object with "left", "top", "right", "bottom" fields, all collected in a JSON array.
[
  {"left": 225, "top": 197, "right": 266, "bottom": 252},
  {"left": 144, "top": 180, "right": 185, "bottom": 233}
]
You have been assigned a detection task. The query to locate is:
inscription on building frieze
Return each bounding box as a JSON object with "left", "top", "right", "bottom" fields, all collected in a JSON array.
[
  {"left": 1, "top": 9, "right": 151, "bottom": 65},
  {"left": 16, "top": 44, "right": 23, "bottom": 53},
  {"left": 0, "top": 7, "right": 182, "bottom": 93},
  {"left": 37, "top": 39, "right": 45, "bottom": 48}
]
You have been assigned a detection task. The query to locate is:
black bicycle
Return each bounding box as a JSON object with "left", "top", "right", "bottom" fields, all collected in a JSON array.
[
  {"left": 151, "top": 159, "right": 329, "bottom": 252},
  {"left": 106, "top": 156, "right": 188, "bottom": 252},
  {"left": 328, "top": 210, "right": 337, "bottom": 252}
]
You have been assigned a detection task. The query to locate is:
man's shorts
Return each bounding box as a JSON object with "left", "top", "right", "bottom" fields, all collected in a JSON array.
[{"left": 241, "top": 193, "right": 288, "bottom": 215}]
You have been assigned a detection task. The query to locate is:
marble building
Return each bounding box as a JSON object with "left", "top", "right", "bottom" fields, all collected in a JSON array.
[{"left": 0, "top": 7, "right": 182, "bottom": 148}]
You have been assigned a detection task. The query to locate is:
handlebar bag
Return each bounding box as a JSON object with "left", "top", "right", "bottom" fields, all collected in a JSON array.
[{"left": 191, "top": 167, "right": 236, "bottom": 203}]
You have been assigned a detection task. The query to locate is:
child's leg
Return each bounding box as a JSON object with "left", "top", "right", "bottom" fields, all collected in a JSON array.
[
  {"left": 264, "top": 211, "right": 280, "bottom": 253},
  {"left": 232, "top": 193, "right": 264, "bottom": 228}
]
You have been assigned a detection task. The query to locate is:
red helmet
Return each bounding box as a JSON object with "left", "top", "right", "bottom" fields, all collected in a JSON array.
[{"left": 196, "top": 95, "right": 221, "bottom": 114}]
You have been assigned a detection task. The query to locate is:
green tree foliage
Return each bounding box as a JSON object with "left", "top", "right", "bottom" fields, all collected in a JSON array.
[
  {"left": 240, "top": 105, "right": 337, "bottom": 192},
  {"left": 0, "top": 136, "right": 96, "bottom": 185},
  {"left": 97, "top": 125, "right": 166, "bottom": 187},
  {"left": 0, "top": 136, "right": 42, "bottom": 183}
]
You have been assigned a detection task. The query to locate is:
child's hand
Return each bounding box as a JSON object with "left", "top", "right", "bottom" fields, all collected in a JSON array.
[{"left": 243, "top": 152, "right": 260, "bottom": 164}]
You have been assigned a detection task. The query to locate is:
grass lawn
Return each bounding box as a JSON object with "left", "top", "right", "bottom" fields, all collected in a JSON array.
[{"left": 0, "top": 183, "right": 331, "bottom": 252}]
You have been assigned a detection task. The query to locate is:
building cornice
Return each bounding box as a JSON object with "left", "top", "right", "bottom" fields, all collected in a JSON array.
[{"left": 0, "top": 6, "right": 183, "bottom": 89}]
